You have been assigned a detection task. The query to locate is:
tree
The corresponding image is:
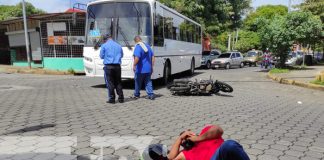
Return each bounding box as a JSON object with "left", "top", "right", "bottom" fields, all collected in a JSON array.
[
  {"left": 159, "top": 0, "right": 251, "bottom": 36},
  {"left": 244, "top": 5, "right": 288, "bottom": 31},
  {"left": 297, "top": 0, "right": 324, "bottom": 22},
  {"left": 261, "top": 12, "right": 323, "bottom": 67},
  {"left": 286, "top": 12, "right": 322, "bottom": 50},
  {"left": 235, "top": 30, "right": 260, "bottom": 53},
  {"left": 297, "top": 0, "right": 324, "bottom": 60},
  {"left": 0, "top": 2, "right": 45, "bottom": 21},
  {"left": 228, "top": 0, "right": 252, "bottom": 29}
]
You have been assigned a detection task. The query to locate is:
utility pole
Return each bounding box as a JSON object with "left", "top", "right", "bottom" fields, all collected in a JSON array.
[
  {"left": 235, "top": 29, "right": 239, "bottom": 46},
  {"left": 22, "top": 0, "right": 31, "bottom": 69},
  {"left": 228, "top": 34, "right": 231, "bottom": 51}
]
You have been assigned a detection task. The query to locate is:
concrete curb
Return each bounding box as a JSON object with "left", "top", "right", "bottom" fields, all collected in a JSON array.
[
  {"left": 0, "top": 66, "right": 73, "bottom": 76},
  {"left": 267, "top": 72, "right": 324, "bottom": 91}
]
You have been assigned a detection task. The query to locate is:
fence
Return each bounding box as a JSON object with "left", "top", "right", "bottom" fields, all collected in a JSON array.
[{"left": 40, "top": 14, "right": 85, "bottom": 58}]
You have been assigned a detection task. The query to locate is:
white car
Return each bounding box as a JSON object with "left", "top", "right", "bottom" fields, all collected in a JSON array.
[
  {"left": 211, "top": 52, "right": 244, "bottom": 69},
  {"left": 286, "top": 51, "right": 303, "bottom": 66}
]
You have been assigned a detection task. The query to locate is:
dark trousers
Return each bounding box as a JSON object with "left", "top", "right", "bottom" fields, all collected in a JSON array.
[
  {"left": 211, "top": 140, "right": 250, "bottom": 160},
  {"left": 104, "top": 64, "right": 124, "bottom": 101}
]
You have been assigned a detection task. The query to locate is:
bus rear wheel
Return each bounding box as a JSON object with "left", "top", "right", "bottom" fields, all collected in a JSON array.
[
  {"left": 189, "top": 58, "right": 195, "bottom": 76},
  {"left": 163, "top": 62, "right": 171, "bottom": 85}
]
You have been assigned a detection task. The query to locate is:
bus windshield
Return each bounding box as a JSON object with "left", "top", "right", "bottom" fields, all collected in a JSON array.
[{"left": 86, "top": 2, "right": 152, "bottom": 47}]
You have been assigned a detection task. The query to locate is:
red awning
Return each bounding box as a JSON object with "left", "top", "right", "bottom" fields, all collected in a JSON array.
[{"left": 65, "top": 8, "right": 85, "bottom": 13}]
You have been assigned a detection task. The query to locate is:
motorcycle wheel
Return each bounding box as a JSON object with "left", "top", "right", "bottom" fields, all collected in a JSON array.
[{"left": 216, "top": 81, "right": 233, "bottom": 93}]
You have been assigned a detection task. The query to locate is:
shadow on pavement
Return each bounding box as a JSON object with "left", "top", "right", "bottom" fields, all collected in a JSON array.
[
  {"left": 225, "top": 80, "right": 272, "bottom": 83},
  {"left": 6, "top": 124, "right": 56, "bottom": 135},
  {"left": 91, "top": 71, "right": 204, "bottom": 90},
  {"left": 254, "top": 69, "right": 270, "bottom": 72},
  {"left": 123, "top": 94, "right": 164, "bottom": 103},
  {"left": 215, "top": 93, "right": 234, "bottom": 97}
]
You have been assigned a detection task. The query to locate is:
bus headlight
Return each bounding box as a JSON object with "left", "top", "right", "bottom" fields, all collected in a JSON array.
[{"left": 84, "top": 56, "right": 93, "bottom": 62}]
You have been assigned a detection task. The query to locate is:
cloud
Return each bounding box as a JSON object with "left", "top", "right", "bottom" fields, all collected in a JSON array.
[
  {"left": 0, "top": 0, "right": 90, "bottom": 13},
  {"left": 252, "top": 0, "right": 303, "bottom": 9}
]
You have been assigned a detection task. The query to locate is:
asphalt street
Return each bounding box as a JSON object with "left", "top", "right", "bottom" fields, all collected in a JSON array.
[{"left": 0, "top": 67, "right": 323, "bottom": 160}]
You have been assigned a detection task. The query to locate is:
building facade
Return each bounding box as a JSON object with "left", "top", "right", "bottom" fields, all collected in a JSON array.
[{"left": 0, "top": 10, "right": 86, "bottom": 72}]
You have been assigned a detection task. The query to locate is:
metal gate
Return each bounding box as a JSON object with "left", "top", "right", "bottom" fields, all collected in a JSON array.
[{"left": 40, "top": 14, "right": 85, "bottom": 58}]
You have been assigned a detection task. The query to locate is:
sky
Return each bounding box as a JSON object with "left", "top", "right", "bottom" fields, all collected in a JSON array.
[{"left": 0, "top": 0, "right": 304, "bottom": 13}]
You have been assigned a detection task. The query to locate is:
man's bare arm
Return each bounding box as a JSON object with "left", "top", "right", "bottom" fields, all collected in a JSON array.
[
  {"left": 152, "top": 56, "right": 155, "bottom": 66},
  {"left": 189, "top": 125, "right": 223, "bottom": 142},
  {"left": 168, "top": 131, "right": 195, "bottom": 159}
]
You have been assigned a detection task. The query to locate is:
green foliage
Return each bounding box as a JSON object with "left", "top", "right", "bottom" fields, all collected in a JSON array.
[
  {"left": 286, "top": 11, "right": 322, "bottom": 45},
  {"left": 228, "top": 0, "right": 252, "bottom": 29},
  {"left": 311, "top": 80, "right": 324, "bottom": 86},
  {"left": 234, "top": 30, "right": 260, "bottom": 53},
  {"left": 215, "top": 31, "right": 230, "bottom": 52},
  {"left": 159, "top": 0, "right": 251, "bottom": 36},
  {"left": 297, "top": 0, "right": 324, "bottom": 22},
  {"left": 0, "top": 2, "right": 45, "bottom": 21},
  {"left": 269, "top": 68, "right": 290, "bottom": 74},
  {"left": 67, "top": 68, "right": 75, "bottom": 74},
  {"left": 260, "top": 11, "right": 322, "bottom": 68},
  {"left": 244, "top": 5, "right": 288, "bottom": 31},
  {"left": 261, "top": 15, "right": 291, "bottom": 67}
]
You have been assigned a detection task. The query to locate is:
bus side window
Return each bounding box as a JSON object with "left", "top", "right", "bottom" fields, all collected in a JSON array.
[
  {"left": 164, "top": 10, "right": 173, "bottom": 40},
  {"left": 195, "top": 26, "right": 201, "bottom": 44},
  {"left": 180, "top": 22, "right": 187, "bottom": 42},
  {"left": 186, "top": 21, "right": 192, "bottom": 43},
  {"left": 154, "top": 14, "right": 164, "bottom": 46}
]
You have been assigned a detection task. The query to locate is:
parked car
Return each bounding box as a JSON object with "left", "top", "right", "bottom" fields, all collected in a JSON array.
[
  {"left": 286, "top": 51, "right": 303, "bottom": 66},
  {"left": 243, "top": 50, "right": 263, "bottom": 67},
  {"left": 201, "top": 50, "right": 221, "bottom": 69},
  {"left": 211, "top": 51, "right": 244, "bottom": 69}
]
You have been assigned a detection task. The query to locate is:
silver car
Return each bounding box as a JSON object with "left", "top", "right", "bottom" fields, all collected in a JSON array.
[
  {"left": 201, "top": 50, "right": 221, "bottom": 69},
  {"left": 211, "top": 52, "right": 244, "bottom": 69}
]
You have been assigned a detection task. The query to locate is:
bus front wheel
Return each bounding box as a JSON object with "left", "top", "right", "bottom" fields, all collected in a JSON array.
[{"left": 163, "top": 61, "right": 171, "bottom": 85}]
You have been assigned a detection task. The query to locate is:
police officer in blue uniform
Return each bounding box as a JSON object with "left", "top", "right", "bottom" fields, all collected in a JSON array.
[{"left": 100, "top": 34, "right": 124, "bottom": 104}]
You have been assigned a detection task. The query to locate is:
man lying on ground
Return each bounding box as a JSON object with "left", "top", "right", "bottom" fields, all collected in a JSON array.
[{"left": 143, "top": 125, "right": 250, "bottom": 160}]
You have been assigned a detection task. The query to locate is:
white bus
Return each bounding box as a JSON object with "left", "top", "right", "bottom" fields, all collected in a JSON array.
[{"left": 83, "top": 0, "right": 202, "bottom": 84}]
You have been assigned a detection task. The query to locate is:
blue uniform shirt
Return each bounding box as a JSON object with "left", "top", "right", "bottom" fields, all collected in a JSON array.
[
  {"left": 134, "top": 43, "right": 154, "bottom": 74},
  {"left": 100, "top": 40, "right": 123, "bottom": 65}
]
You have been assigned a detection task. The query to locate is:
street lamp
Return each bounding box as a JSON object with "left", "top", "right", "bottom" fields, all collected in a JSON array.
[{"left": 22, "top": 0, "right": 32, "bottom": 69}]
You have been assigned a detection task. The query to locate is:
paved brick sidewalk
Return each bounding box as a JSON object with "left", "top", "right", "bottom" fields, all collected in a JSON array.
[
  {"left": 0, "top": 67, "right": 323, "bottom": 160},
  {"left": 273, "top": 65, "right": 324, "bottom": 83}
]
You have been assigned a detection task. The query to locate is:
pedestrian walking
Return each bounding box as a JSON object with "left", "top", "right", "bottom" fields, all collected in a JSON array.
[
  {"left": 100, "top": 34, "right": 124, "bottom": 104},
  {"left": 132, "top": 36, "right": 155, "bottom": 100}
]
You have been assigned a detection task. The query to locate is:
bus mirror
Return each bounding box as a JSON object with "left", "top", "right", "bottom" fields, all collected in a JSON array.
[{"left": 90, "top": 22, "right": 95, "bottom": 30}]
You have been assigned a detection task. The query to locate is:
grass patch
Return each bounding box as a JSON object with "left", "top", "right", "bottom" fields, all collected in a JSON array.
[
  {"left": 67, "top": 68, "right": 75, "bottom": 74},
  {"left": 269, "top": 68, "right": 290, "bottom": 74},
  {"left": 310, "top": 80, "right": 324, "bottom": 86}
]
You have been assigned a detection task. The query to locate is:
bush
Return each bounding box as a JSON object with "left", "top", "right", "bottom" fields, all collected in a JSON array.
[
  {"left": 67, "top": 68, "right": 75, "bottom": 74},
  {"left": 269, "top": 68, "right": 289, "bottom": 74}
]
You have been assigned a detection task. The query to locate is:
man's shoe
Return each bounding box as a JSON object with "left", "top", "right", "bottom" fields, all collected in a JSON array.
[
  {"left": 130, "top": 96, "right": 140, "bottom": 100},
  {"left": 106, "top": 100, "right": 115, "bottom": 104},
  {"left": 145, "top": 95, "right": 155, "bottom": 100},
  {"left": 118, "top": 99, "right": 124, "bottom": 103}
]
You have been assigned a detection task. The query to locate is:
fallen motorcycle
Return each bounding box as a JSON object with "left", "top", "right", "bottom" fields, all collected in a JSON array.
[{"left": 168, "top": 77, "right": 233, "bottom": 95}]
